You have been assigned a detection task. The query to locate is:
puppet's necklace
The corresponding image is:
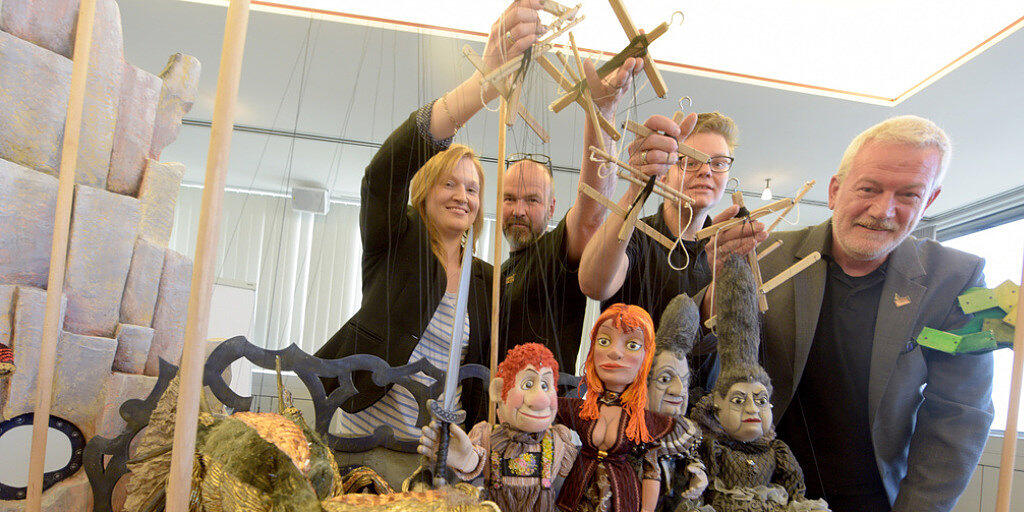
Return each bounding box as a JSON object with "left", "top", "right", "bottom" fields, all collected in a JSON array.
[{"left": 598, "top": 390, "right": 622, "bottom": 406}]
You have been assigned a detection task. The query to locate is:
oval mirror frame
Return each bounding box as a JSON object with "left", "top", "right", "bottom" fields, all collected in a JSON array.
[{"left": 0, "top": 413, "right": 85, "bottom": 500}]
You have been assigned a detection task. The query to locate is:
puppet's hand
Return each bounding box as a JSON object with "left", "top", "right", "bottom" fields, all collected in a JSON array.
[
  {"left": 682, "top": 462, "right": 708, "bottom": 500},
  {"left": 481, "top": 0, "right": 547, "bottom": 73},
  {"left": 586, "top": 57, "right": 644, "bottom": 119},
  {"left": 417, "top": 421, "right": 477, "bottom": 473}
]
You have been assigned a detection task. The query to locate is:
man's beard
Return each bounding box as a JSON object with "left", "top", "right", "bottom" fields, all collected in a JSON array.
[{"left": 503, "top": 219, "right": 542, "bottom": 250}]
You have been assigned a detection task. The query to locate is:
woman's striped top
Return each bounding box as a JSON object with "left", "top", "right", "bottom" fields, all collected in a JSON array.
[{"left": 334, "top": 291, "right": 469, "bottom": 439}]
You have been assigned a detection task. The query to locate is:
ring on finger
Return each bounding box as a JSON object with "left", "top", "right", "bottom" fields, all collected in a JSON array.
[
  {"left": 504, "top": 31, "right": 515, "bottom": 45},
  {"left": 640, "top": 150, "right": 649, "bottom": 166}
]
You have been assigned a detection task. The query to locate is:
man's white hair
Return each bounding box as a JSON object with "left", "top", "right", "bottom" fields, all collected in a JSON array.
[{"left": 835, "top": 115, "right": 952, "bottom": 187}]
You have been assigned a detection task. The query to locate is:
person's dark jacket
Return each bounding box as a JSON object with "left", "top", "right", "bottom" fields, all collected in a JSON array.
[{"left": 315, "top": 107, "right": 493, "bottom": 427}]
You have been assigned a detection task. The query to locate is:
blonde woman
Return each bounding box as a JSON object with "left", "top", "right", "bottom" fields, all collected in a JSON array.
[{"left": 315, "top": 1, "right": 546, "bottom": 439}]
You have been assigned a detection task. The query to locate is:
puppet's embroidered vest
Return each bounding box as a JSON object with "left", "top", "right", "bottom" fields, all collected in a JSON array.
[{"left": 489, "top": 429, "right": 554, "bottom": 488}]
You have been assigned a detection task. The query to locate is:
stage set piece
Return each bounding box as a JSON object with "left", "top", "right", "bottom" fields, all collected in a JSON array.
[
  {"left": 3, "top": 0, "right": 1024, "bottom": 510},
  {"left": 0, "top": 0, "right": 200, "bottom": 508}
]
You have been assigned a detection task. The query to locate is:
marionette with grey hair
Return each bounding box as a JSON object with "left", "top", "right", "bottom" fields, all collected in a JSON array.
[
  {"left": 648, "top": 293, "right": 713, "bottom": 512},
  {"left": 689, "top": 256, "right": 830, "bottom": 512}
]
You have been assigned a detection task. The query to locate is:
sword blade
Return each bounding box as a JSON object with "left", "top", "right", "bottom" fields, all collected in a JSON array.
[{"left": 442, "top": 226, "right": 474, "bottom": 410}]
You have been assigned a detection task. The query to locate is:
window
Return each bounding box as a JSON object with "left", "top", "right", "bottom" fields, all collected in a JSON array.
[{"left": 942, "top": 217, "right": 1024, "bottom": 433}]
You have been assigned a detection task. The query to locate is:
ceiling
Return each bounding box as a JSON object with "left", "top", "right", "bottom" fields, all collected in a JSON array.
[
  {"left": 181, "top": 0, "right": 1024, "bottom": 105},
  {"left": 118, "top": 0, "right": 1024, "bottom": 228}
]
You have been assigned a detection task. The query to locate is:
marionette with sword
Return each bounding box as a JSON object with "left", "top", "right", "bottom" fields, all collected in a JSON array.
[{"left": 410, "top": 230, "right": 578, "bottom": 512}]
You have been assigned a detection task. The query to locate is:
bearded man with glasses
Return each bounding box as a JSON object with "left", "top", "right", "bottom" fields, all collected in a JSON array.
[{"left": 579, "top": 111, "right": 767, "bottom": 399}]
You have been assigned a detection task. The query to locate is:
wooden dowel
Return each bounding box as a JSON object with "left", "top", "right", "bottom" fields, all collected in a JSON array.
[
  {"left": 639, "top": 23, "right": 669, "bottom": 98},
  {"left": 756, "top": 240, "right": 783, "bottom": 261},
  {"left": 580, "top": 183, "right": 674, "bottom": 250},
  {"left": 617, "top": 192, "right": 647, "bottom": 242},
  {"left": 567, "top": 33, "right": 604, "bottom": 154},
  {"left": 761, "top": 252, "right": 821, "bottom": 294},
  {"left": 995, "top": 263, "right": 1024, "bottom": 512},
  {"left": 765, "top": 180, "right": 815, "bottom": 234},
  {"left": 622, "top": 119, "right": 710, "bottom": 162},
  {"left": 165, "top": 1, "right": 250, "bottom": 511},
  {"left": 539, "top": 55, "right": 619, "bottom": 141},
  {"left": 704, "top": 252, "right": 821, "bottom": 329},
  {"left": 489, "top": 100, "right": 509, "bottom": 425},
  {"left": 463, "top": 46, "right": 548, "bottom": 142},
  {"left": 26, "top": 0, "right": 98, "bottom": 509},
  {"left": 589, "top": 146, "right": 693, "bottom": 204},
  {"left": 695, "top": 197, "right": 794, "bottom": 241},
  {"left": 615, "top": 170, "right": 676, "bottom": 203},
  {"left": 556, "top": 52, "right": 579, "bottom": 82}
]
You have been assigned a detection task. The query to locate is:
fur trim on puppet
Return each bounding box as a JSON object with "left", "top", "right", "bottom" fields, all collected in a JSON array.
[
  {"left": 654, "top": 293, "right": 700, "bottom": 358},
  {"left": 713, "top": 256, "right": 772, "bottom": 397},
  {"left": 710, "top": 478, "right": 831, "bottom": 512}
]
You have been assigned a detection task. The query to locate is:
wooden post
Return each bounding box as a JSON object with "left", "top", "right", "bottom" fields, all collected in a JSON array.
[
  {"left": 164, "top": 1, "right": 250, "bottom": 511},
  {"left": 489, "top": 100, "right": 509, "bottom": 425},
  {"left": 25, "top": 0, "right": 97, "bottom": 509},
  {"left": 995, "top": 261, "right": 1024, "bottom": 512}
]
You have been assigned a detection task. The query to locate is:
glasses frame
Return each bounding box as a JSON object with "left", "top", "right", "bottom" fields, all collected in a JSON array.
[
  {"left": 506, "top": 152, "right": 552, "bottom": 169},
  {"left": 676, "top": 154, "right": 735, "bottom": 174}
]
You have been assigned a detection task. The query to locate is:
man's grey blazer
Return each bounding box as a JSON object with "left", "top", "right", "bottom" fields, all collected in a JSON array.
[{"left": 758, "top": 219, "right": 994, "bottom": 512}]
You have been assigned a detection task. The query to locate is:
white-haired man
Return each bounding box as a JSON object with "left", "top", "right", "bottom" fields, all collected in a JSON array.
[{"left": 710, "top": 115, "right": 994, "bottom": 512}]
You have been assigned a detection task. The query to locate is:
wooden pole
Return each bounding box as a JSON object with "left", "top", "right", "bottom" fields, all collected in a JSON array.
[
  {"left": 25, "top": 0, "right": 97, "bottom": 509},
  {"left": 995, "top": 260, "right": 1024, "bottom": 512},
  {"left": 489, "top": 100, "right": 509, "bottom": 425},
  {"left": 164, "top": 1, "right": 250, "bottom": 510}
]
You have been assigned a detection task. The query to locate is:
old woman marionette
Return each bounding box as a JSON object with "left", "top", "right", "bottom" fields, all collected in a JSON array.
[{"left": 689, "top": 257, "right": 830, "bottom": 512}]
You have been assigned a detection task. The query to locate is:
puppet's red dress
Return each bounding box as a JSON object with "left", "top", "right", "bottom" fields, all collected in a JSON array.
[{"left": 555, "top": 395, "right": 674, "bottom": 512}]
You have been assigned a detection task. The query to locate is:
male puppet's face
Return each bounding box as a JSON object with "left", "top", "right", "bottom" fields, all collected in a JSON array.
[
  {"left": 493, "top": 363, "right": 558, "bottom": 433},
  {"left": 647, "top": 351, "right": 689, "bottom": 417},
  {"left": 502, "top": 161, "right": 554, "bottom": 250},
  {"left": 713, "top": 381, "right": 772, "bottom": 443}
]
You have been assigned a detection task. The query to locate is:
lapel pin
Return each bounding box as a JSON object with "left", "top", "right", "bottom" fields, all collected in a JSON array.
[{"left": 894, "top": 293, "right": 911, "bottom": 308}]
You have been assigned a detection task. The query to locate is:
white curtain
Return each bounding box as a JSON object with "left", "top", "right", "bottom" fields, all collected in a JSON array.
[{"left": 171, "top": 187, "right": 595, "bottom": 372}]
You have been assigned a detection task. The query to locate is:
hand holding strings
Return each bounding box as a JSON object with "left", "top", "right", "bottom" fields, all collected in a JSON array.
[
  {"left": 585, "top": 57, "right": 644, "bottom": 118},
  {"left": 703, "top": 205, "right": 768, "bottom": 276},
  {"left": 624, "top": 113, "right": 696, "bottom": 189},
  {"left": 429, "top": 0, "right": 546, "bottom": 139}
]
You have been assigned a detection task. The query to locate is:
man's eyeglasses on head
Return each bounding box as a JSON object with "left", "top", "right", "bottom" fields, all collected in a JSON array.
[
  {"left": 506, "top": 153, "right": 552, "bottom": 168},
  {"left": 676, "top": 155, "right": 734, "bottom": 173}
]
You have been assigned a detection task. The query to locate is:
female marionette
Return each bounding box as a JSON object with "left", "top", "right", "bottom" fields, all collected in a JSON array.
[
  {"left": 688, "top": 256, "right": 830, "bottom": 512},
  {"left": 314, "top": 1, "right": 550, "bottom": 438},
  {"left": 555, "top": 304, "right": 674, "bottom": 512}
]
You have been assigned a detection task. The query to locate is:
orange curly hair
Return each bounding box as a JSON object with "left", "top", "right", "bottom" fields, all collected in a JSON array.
[
  {"left": 580, "top": 303, "right": 656, "bottom": 443},
  {"left": 496, "top": 343, "right": 559, "bottom": 401}
]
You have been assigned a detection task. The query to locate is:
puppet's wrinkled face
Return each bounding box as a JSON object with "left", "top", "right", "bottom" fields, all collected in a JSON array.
[
  {"left": 714, "top": 381, "right": 772, "bottom": 443},
  {"left": 426, "top": 157, "right": 481, "bottom": 239},
  {"left": 497, "top": 364, "right": 558, "bottom": 433},
  {"left": 593, "top": 324, "right": 646, "bottom": 393},
  {"left": 647, "top": 351, "right": 689, "bottom": 417}
]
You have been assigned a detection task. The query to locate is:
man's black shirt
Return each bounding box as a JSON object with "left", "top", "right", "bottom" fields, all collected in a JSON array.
[
  {"left": 776, "top": 250, "right": 892, "bottom": 512},
  {"left": 500, "top": 217, "right": 589, "bottom": 372}
]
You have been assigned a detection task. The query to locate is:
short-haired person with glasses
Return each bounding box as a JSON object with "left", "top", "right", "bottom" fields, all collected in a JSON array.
[
  {"left": 579, "top": 111, "right": 768, "bottom": 396},
  {"left": 498, "top": 57, "right": 647, "bottom": 372}
]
